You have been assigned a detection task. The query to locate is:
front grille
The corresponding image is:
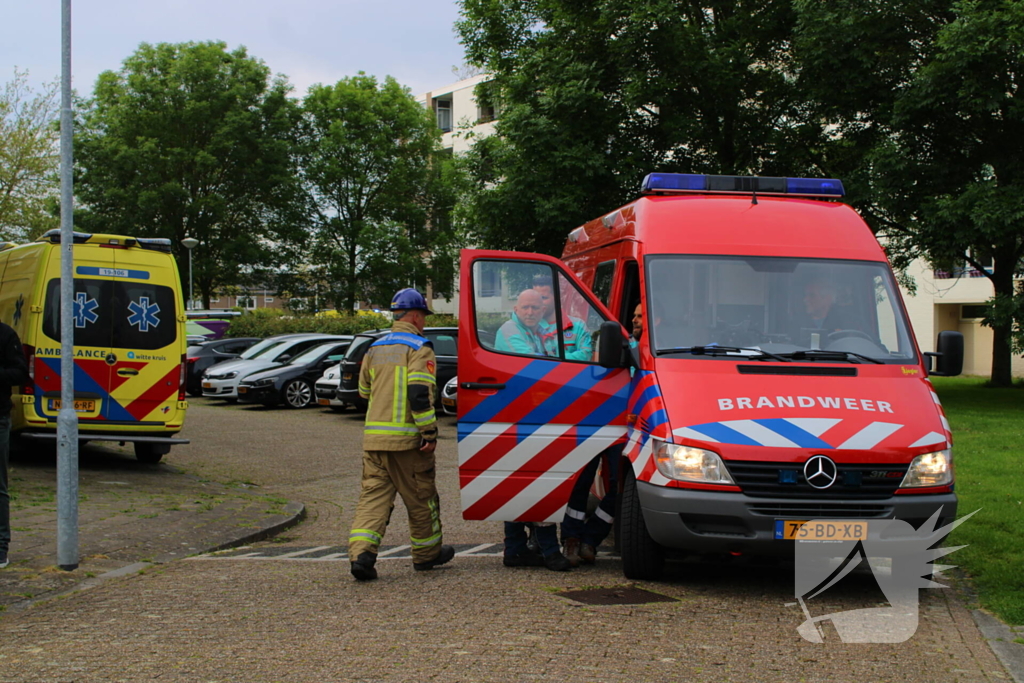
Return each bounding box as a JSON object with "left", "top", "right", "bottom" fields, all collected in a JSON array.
[
  {"left": 728, "top": 460, "right": 907, "bottom": 499},
  {"left": 747, "top": 502, "right": 893, "bottom": 518}
]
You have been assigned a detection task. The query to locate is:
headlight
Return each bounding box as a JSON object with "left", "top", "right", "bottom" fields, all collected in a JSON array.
[
  {"left": 251, "top": 377, "right": 277, "bottom": 387},
  {"left": 900, "top": 449, "right": 953, "bottom": 488},
  {"left": 653, "top": 441, "right": 735, "bottom": 484}
]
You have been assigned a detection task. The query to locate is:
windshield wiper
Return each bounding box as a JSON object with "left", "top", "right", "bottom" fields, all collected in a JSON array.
[
  {"left": 778, "top": 350, "right": 883, "bottom": 364},
  {"left": 656, "top": 345, "right": 791, "bottom": 362}
]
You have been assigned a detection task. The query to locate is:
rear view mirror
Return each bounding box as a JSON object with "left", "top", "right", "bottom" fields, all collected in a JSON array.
[
  {"left": 924, "top": 330, "right": 964, "bottom": 377},
  {"left": 597, "top": 321, "right": 629, "bottom": 368}
]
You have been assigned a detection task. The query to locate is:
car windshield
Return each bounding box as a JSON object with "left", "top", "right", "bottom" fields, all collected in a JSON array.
[
  {"left": 289, "top": 343, "right": 339, "bottom": 366},
  {"left": 240, "top": 338, "right": 285, "bottom": 360},
  {"left": 645, "top": 255, "right": 917, "bottom": 363}
]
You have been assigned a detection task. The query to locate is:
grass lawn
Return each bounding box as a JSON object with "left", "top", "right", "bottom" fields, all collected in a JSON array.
[{"left": 932, "top": 376, "right": 1024, "bottom": 626}]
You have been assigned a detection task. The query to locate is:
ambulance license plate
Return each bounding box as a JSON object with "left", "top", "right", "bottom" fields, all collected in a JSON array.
[
  {"left": 318, "top": 398, "right": 329, "bottom": 405},
  {"left": 48, "top": 399, "right": 95, "bottom": 413},
  {"left": 774, "top": 520, "right": 868, "bottom": 541}
]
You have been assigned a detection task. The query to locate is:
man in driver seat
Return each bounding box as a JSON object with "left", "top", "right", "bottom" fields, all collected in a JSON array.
[{"left": 802, "top": 278, "right": 849, "bottom": 334}]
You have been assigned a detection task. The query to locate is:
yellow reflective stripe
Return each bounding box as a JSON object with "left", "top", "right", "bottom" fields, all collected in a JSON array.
[
  {"left": 393, "top": 366, "right": 407, "bottom": 424},
  {"left": 350, "top": 528, "right": 382, "bottom": 544},
  {"left": 410, "top": 532, "right": 442, "bottom": 547},
  {"left": 408, "top": 372, "right": 435, "bottom": 384},
  {"left": 412, "top": 409, "right": 435, "bottom": 426}
]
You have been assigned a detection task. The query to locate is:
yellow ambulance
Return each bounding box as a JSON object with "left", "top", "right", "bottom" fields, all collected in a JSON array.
[{"left": 0, "top": 229, "right": 189, "bottom": 463}]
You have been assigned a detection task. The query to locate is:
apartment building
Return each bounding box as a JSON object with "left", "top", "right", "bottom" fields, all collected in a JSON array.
[{"left": 900, "top": 257, "right": 1024, "bottom": 377}]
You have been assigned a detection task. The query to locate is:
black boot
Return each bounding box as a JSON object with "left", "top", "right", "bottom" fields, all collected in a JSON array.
[
  {"left": 351, "top": 551, "right": 378, "bottom": 581},
  {"left": 414, "top": 544, "right": 455, "bottom": 571}
]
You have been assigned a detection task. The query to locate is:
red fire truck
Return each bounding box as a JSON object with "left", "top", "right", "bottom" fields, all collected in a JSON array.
[{"left": 457, "top": 174, "right": 963, "bottom": 579}]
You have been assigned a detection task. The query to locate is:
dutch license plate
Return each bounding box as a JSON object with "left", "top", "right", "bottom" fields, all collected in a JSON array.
[
  {"left": 318, "top": 398, "right": 329, "bottom": 405},
  {"left": 48, "top": 399, "right": 96, "bottom": 413},
  {"left": 775, "top": 520, "right": 868, "bottom": 541},
  {"left": 442, "top": 398, "right": 455, "bottom": 407},
  {"left": 202, "top": 382, "right": 212, "bottom": 389}
]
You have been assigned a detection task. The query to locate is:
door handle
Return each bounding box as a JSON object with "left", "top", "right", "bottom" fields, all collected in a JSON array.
[
  {"left": 461, "top": 382, "right": 506, "bottom": 390},
  {"left": 117, "top": 368, "right": 140, "bottom": 376}
]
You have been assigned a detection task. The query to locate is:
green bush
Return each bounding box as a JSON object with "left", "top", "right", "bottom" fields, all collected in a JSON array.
[{"left": 225, "top": 310, "right": 458, "bottom": 339}]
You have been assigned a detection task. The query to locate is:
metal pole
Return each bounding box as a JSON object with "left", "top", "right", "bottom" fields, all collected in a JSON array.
[
  {"left": 57, "top": 0, "right": 79, "bottom": 571},
  {"left": 188, "top": 249, "right": 193, "bottom": 310}
]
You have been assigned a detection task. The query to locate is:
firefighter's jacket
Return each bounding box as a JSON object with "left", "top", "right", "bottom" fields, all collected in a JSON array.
[{"left": 358, "top": 320, "right": 438, "bottom": 450}]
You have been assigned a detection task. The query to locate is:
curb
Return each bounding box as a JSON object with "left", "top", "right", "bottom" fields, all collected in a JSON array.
[{"left": 972, "top": 609, "right": 1024, "bottom": 683}]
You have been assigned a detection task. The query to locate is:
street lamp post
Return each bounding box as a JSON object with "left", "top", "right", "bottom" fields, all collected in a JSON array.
[{"left": 181, "top": 237, "right": 199, "bottom": 310}]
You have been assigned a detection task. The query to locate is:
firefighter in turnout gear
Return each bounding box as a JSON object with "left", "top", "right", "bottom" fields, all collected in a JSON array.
[{"left": 348, "top": 288, "right": 455, "bottom": 581}]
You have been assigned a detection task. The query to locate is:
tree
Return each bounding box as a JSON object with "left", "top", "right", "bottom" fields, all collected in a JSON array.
[
  {"left": 795, "top": 0, "right": 1024, "bottom": 386},
  {"left": 0, "top": 68, "right": 60, "bottom": 241},
  {"left": 74, "top": 42, "right": 303, "bottom": 307},
  {"left": 295, "top": 74, "right": 448, "bottom": 312},
  {"left": 455, "top": 0, "right": 827, "bottom": 256}
]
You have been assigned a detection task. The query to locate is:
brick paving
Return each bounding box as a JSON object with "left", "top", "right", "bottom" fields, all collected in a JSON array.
[{"left": 0, "top": 400, "right": 1016, "bottom": 683}]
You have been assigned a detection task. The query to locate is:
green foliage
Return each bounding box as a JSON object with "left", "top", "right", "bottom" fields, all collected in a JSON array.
[
  {"left": 294, "top": 74, "right": 456, "bottom": 312},
  {"left": 456, "top": 0, "right": 825, "bottom": 255},
  {"left": 933, "top": 376, "right": 1024, "bottom": 625},
  {"left": 795, "top": 0, "right": 1024, "bottom": 385},
  {"left": 0, "top": 68, "right": 60, "bottom": 241},
  {"left": 226, "top": 310, "right": 458, "bottom": 338},
  {"left": 74, "top": 42, "right": 304, "bottom": 307}
]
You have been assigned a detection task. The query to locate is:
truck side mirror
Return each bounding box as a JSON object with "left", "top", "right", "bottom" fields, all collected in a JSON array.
[
  {"left": 597, "top": 321, "right": 629, "bottom": 368},
  {"left": 925, "top": 330, "right": 964, "bottom": 377}
]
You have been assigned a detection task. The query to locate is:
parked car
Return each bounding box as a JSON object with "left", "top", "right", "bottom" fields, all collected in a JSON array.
[
  {"left": 440, "top": 375, "right": 457, "bottom": 416},
  {"left": 336, "top": 327, "right": 458, "bottom": 410},
  {"left": 185, "top": 337, "right": 262, "bottom": 397},
  {"left": 201, "top": 333, "right": 349, "bottom": 401},
  {"left": 315, "top": 362, "right": 347, "bottom": 410},
  {"left": 237, "top": 340, "right": 351, "bottom": 409}
]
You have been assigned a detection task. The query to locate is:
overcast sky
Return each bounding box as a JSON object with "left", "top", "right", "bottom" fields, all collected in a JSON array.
[{"left": 4, "top": 0, "right": 471, "bottom": 98}]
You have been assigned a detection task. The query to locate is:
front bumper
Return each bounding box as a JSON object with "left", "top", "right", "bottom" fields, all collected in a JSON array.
[
  {"left": 236, "top": 385, "right": 275, "bottom": 404},
  {"left": 315, "top": 381, "right": 343, "bottom": 406},
  {"left": 201, "top": 377, "right": 238, "bottom": 398},
  {"left": 637, "top": 480, "right": 958, "bottom": 556}
]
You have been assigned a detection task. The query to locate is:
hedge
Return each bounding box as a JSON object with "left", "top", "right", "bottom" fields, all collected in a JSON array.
[{"left": 225, "top": 309, "right": 459, "bottom": 339}]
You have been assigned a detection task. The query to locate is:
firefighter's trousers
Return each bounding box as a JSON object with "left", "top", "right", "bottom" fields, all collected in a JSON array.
[{"left": 348, "top": 448, "right": 443, "bottom": 564}]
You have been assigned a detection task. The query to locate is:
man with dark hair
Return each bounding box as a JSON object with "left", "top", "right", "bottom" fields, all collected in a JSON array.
[
  {"left": 348, "top": 288, "right": 454, "bottom": 581},
  {"left": 0, "top": 320, "right": 29, "bottom": 569}
]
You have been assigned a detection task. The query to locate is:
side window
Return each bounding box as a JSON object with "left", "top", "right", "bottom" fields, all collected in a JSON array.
[
  {"left": 429, "top": 333, "right": 457, "bottom": 357},
  {"left": 472, "top": 260, "right": 605, "bottom": 363},
  {"left": 592, "top": 260, "right": 615, "bottom": 307}
]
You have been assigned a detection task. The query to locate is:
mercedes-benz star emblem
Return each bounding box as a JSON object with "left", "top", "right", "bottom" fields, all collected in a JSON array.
[
  {"left": 803, "top": 455, "right": 839, "bottom": 489},
  {"left": 105, "top": 353, "right": 117, "bottom": 366}
]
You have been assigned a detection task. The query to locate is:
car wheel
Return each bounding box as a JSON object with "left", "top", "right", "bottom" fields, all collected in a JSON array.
[
  {"left": 283, "top": 379, "right": 313, "bottom": 409},
  {"left": 134, "top": 442, "right": 167, "bottom": 464},
  {"left": 621, "top": 467, "right": 665, "bottom": 580}
]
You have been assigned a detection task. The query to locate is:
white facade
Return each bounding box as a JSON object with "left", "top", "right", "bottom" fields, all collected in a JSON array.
[
  {"left": 417, "top": 74, "right": 497, "bottom": 313},
  {"left": 899, "top": 258, "right": 1024, "bottom": 377}
]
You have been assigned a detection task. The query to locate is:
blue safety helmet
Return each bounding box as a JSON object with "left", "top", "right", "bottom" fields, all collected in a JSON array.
[{"left": 390, "top": 287, "right": 432, "bottom": 314}]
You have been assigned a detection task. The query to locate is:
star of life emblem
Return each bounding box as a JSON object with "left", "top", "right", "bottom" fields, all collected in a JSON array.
[
  {"left": 127, "top": 297, "right": 161, "bottom": 332},
  {"left": 73, "top": 292, "right": 100, "bottom": 328}
]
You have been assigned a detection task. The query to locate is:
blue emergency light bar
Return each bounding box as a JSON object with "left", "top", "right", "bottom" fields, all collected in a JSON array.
[{"left": 641, "top": 173, "right": 845, "bottom": 198}]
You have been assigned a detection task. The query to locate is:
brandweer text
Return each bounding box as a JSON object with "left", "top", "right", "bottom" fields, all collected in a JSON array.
[{"left": 718, "top": 396, "right": 894, "bottom": 413}]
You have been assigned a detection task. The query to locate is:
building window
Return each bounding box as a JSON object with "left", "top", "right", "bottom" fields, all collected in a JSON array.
[
  {"left": 238, "top": 296, "right": 256, "bottom": 310},
  {"left": 265, "top": 296, "right": 274, "bottom": 304},
  {"left": 477, "top": 104, "right": 496, "bottom": 124},
  {"left": 435, "top": 99, "right": 452, "bottom": 132},
  {"left": 961, "top": 304, "right": 988, "bottom": 320}
]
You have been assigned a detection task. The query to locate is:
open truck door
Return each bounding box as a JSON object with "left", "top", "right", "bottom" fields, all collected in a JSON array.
[{"left": 457, "top": 249, "right": 631, "bottom": 522}]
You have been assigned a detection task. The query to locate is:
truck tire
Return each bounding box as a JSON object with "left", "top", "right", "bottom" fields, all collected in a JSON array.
[
  {"left": 621, "top": 467, "right": 664, "bottom": 580},
  {"left": 134, "top": 442, "right": 166, "bottom": 464}
]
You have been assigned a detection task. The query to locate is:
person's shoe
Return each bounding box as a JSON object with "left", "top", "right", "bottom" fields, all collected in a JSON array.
[
  {"left": 543, "top": 550, "right": 573, "bottom": 572},
  {"left": 562, "top": 538, "right": 582, "bottom": 568},
  {"left": 526, "top": 526, "right": 541, "bottom": 554},
  {"left": 413, "top": 544, "right": 455, "bottom": 571},
  {"left": 350, "top": 552, "right": 378, "bottom": 581},
  {"left": 503, "top": 547, "right": 545, "bottom": 568},
  {"left": 0, "top": 550, "right": 8, "bottom": 569},
  {"left": 579, "top": 543, "right": 597, "bottom": 565}
]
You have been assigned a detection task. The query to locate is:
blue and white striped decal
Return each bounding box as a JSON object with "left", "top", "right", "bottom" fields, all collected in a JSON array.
[{"left": 672, "top": 418, "right": 934, "bottom": 450}]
